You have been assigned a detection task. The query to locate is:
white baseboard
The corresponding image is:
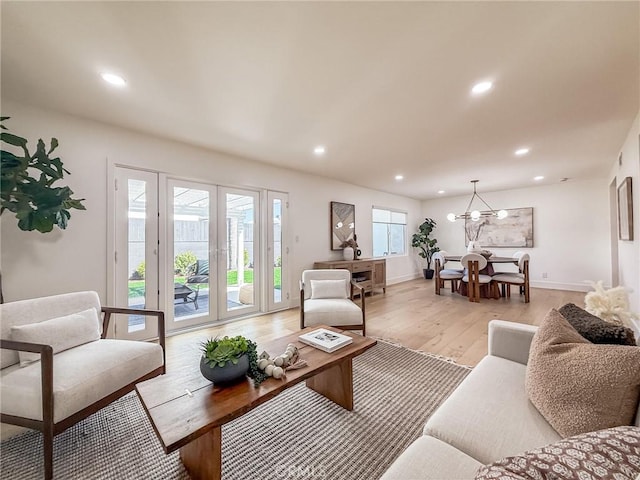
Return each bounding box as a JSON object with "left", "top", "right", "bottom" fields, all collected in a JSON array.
[
  {"left": 387, "top": 272, "right": 423, "bottom": 285},
  {"left": 529, "top": 280, "right": 603, "bottom": 292}
]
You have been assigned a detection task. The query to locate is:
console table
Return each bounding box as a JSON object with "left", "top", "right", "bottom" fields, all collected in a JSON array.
[{"left": 313, "top": 258, "right": 386, "bottom": 296}]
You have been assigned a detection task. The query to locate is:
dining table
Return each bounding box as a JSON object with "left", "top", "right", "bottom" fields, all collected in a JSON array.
[{"left": 444, "top": 255, "right": 518, "bottom": 300}]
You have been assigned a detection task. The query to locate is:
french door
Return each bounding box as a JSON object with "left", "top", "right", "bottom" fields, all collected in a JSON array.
[
  {"left": 113, "top": 168, "right": 160, "bottom": 340},
  {"left": 218, "top": 187, "right": 261, "bottom": 320},
  {"left": 166, "top": 179, "right": 217, "bottom": 331},
  {"left": 111, "top": 167, "right": 287, "bottom": 339},
  {"left": 267, "top": 191, "right": 289, "bottom": 311}
]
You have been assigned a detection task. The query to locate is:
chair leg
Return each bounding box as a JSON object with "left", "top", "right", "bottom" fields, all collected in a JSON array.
[
  {"left": 43, "top": 427, "right": 54, "bottom": 480},
  {"left": 450, "top": 280, "right": 456, "bottom": 292},
  {"left": 524, "top": 282, "right": 530, "bottom": 303}
]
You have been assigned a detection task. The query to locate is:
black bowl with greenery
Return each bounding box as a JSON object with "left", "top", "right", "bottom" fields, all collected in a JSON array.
[{"left": 200, "top": 335, "right": 268, "bottom": 386}]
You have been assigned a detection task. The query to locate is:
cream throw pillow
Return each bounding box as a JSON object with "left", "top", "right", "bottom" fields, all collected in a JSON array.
[
  {"left": 11, "top": 308, "right": 101, "bottom": 366},
  {"left": 525, "top": 309, "right": 640, "bottom": 437},
  {"left": 310, "top": 279, "right": 348, "bottom": 299}
]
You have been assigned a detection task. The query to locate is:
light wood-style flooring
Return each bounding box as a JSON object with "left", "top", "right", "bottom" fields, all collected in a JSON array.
[{"left": 168, "top": 279, "right": 585, "bottom": 367}]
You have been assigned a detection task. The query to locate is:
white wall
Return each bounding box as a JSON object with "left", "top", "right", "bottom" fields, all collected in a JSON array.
[
  {"left": 609, "top": 112, "right": 639, "bottom": 335},
  {"left": 0, "top": 100, "right": 422, "bottom": 306},
  {"left": 422, "top": 179, "right": 611, "bottom": 292}
]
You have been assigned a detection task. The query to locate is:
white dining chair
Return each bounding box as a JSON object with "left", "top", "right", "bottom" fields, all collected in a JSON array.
[
  {"left": 492, "top": 252, "right": 530, "bottom": 303},
  {"left": 433, "top": 251, "right": 464, "bottom": 295},
  {"left": 460, "top": 253, "right": 492, "bottom": 303}
]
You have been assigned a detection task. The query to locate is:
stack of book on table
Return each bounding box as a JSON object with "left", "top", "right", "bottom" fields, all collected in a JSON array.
[{"left": 299, "top": 328, "right": 353, "bottom": 353}]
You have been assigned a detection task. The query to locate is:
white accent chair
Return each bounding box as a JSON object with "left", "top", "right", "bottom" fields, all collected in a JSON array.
[
  {"left": 492, "top": 252, "right": 531, "bottom": 303},
  {"left": 300, "top": 269, "right": 365, "bottom": 335},
  {"left": 0, "top": 291, "right": 166, "bottom": 479},
  {"left": 433, "top": 251, "right": 464, "bottom": 295},
  {"left": 461, "top": 253, "right": 492, "bottom": 303}
]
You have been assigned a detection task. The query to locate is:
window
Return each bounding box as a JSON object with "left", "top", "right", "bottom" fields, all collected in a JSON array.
[{"left": 372, "top": 207, "right": 407, "bottom": 257}]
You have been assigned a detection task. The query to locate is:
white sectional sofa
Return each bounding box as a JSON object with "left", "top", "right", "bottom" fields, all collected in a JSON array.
[{"left": 381, "top": 319, "right": 640, "bottom": 479}]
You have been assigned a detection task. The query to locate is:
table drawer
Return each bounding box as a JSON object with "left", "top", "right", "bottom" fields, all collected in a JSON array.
[{"left": 351, "top": 261, "right": 373, "bottom": 272}]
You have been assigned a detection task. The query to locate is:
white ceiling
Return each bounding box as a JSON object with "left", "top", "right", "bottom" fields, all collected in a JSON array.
[{"left": 2, "top": 1, "right": 638, "bottom": 200}]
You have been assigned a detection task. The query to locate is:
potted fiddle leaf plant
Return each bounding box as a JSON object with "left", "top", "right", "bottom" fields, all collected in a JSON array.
[
  {"left": 411, "top": 218, "right": 440, "bottom": 279},
  {"left": 200, "top": 335, "right": 267, "bottom": 386},
  {"left": 0, "top": 117, "right": 86, "bottom": 233}
]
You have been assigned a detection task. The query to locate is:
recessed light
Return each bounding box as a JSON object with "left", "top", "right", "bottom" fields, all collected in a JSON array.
[
  {"left": 101, "top": 72, "right": 126, "bottom": 87},
  {"left": 534, "top": 176, "right": 544, "bottom": 181},
  {"left": 515, "top": 148, "right": 530, "bottom": 156},
  {"left": 313, "top": 146, "right": 326, "bottom": 156},
  {"left": 438, "top": 190, "right": 445, "bottom": 194},
  {"left": 471, "top": 81, "right": 493, "bottom": 95},
  {"left": 395, "top": 175, "right": 403, "bottom": 181}
]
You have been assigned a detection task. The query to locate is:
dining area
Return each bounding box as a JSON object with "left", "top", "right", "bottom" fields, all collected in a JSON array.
[{"left": 433, "top": 250, "right": 530, "bottom": 303}]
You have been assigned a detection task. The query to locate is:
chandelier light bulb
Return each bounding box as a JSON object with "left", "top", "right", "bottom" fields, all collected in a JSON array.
[
  {"left": 471, "top": 210, "right": 481, "bottom": 221},
  {"left": 497, "top": 209, "right": 508, "bottom": 219},
  {"left": 447, "top": 213, "right": 456, "bottom": 222}
]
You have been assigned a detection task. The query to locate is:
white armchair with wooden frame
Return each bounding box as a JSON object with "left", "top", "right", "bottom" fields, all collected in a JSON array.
[
  {"left": 0, "top": 291, "right": 166, "bottom": 480},
  {"left": 300, "top": 269, "right": 366, "bottom": 335}
]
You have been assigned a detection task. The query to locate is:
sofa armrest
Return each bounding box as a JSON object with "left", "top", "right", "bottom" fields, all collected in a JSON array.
[
  {"left": 0, "top": 339, "right": 54, "bottom": 430},
  {"left": 488, "top": 320, "right": 538, "bottom": 365}
]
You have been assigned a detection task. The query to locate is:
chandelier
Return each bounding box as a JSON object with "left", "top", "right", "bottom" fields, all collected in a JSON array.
[{"left": 447, "top": 180, "right": 508, "bottom": 222}]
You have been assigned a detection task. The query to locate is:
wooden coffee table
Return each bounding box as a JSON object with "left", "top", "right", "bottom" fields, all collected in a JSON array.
[{"left": 135, "top": 326, "right": 376, "bottom": 480}]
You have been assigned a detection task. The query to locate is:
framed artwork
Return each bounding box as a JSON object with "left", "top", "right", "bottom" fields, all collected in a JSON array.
[
  {"left": 330, "top": 201, "right": 355, "bottom": 250},
  {"left": 618, "top": 177, "right": 633, "bottom": 241},
  {"left": 465, "top": 207, "right": 534, "bottom": 248}
]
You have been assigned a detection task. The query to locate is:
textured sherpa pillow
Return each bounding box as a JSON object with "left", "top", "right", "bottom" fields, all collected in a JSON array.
[
  {"left": 559, "top": 302, "right": 636, "bottom": 345},
  {"left": 475, "top": 425, "right": 640, "bottom": 480},
  {"left": 525, "top": 309, "right": 640, "bottom": 437}
]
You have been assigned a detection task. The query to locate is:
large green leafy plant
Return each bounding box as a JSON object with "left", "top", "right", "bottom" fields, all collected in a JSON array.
[
  {"left": 411, "top": 218, "right": 440, "bottom": 270},
  {"left": 0, "top": 117, "right": 86, "bottom": 233}
]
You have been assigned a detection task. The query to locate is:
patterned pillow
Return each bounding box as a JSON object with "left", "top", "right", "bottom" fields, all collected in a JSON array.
[
  {"left": 475, "top": 426, "right": 640, "bottom": 480},
  {"left": 558, "top": 303, "right": 636, "bottom": 345}
]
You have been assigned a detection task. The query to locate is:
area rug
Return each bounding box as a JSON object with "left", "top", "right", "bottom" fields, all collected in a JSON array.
[{"left": 0, "top": 341, "right": 470, "bottom": 480}]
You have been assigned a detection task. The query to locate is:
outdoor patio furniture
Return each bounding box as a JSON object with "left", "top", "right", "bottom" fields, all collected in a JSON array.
[
  {"left": 174, "top": 283, "right": 198, "bottom": 310},
  {"left": 186, "top": 259, "right": 209, "bottom": 285}
]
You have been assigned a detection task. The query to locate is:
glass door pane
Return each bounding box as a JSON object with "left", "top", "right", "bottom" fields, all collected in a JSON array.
[
  {"left": 167, "top": 180, "right": 216, "bottom": 331},
  {"left": 114, "top": 168, "right": 158, "bottom": 340},
  {"left": 219, "top": 188, "right": 260, "bottom": 319},
  {"left": 268, "top": 191, "right": 289, "bottom": 311}
]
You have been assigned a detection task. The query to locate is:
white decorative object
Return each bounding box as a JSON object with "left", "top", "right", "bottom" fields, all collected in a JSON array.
[
  {"left": 467, "top": 241, "right": 481, "bottom": 253},
  {"left": 343, "top": 247, "right": 354, "bottom": 261},
  {"left": 584, "top": 280, "right": 639, "bottom": 326}
]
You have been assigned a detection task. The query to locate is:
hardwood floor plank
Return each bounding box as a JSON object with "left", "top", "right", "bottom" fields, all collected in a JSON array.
[{"left": 166, "top": 280, "right": 585, "bottom": 368}]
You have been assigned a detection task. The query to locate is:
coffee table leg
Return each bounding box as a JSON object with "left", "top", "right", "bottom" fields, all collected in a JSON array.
[
  {"left": 306, "top": 359, "right": 354, "bottom": 411},
  {"left": 180, "top": 426, "right": 222, "bottom": 480}
]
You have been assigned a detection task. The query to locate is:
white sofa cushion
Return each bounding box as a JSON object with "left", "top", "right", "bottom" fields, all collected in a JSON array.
[
  {"left": 424, "top": 355, "right": 561, "bottom": 465},
  {"left": 11, "top": 308, "right": 101, "bottom": 366},
  {"left": 0, "top": 339, "right": 163, "bottom": 423},
  {"left": 303, "top": 299, "right": 363, "bottom": 326},
  {"left": 380, "top": 435, "right": 482, "bottom": 480},
  {"left": 310, "top": 279, "right": 348, "bottom": 299},
  {"left": 0, "top": 291, "right": 101, "bottom": 369}
]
